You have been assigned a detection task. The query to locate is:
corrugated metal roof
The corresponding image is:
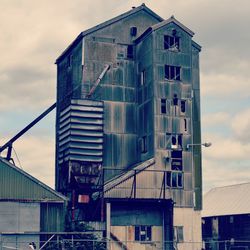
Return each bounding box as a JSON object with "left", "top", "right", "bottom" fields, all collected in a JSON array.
[
  {"left": 0, "top": 157, "right": 67, "bottom": 202},
  {"left": 202, "top": 182, "right": 250, "bottom": 217}
]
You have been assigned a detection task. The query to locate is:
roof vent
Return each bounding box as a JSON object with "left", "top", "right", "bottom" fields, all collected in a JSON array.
[
  {"left": 141, "top": 3, "right": 145, "bottom": 6},
  {"left": 132, "top": 6, "right": 136, "bottom": 9}
]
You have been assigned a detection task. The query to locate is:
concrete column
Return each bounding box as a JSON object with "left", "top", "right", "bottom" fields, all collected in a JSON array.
[{"left": 106, "top": 202, "right": 111, "bottom": 250}]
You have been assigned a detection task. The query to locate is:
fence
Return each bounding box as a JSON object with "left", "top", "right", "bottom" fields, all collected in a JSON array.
[{"left": 1, "top": 233, "right": 250, "bottom": 250}]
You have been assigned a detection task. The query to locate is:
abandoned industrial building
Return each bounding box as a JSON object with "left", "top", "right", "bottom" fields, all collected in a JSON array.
[
  {"left": 202, "top": 183, "right": 250, "bottom": 250},
  {"left": 55, "top": 3, "right": 202, "bottom": 250}
]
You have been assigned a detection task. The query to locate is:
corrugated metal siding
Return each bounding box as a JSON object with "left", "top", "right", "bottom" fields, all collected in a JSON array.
[
  {"left": 40, "top": 203, "right": 65, "bottom": 232},
  {"left": 58, "top": 99, "right": 104, "bottom": 164},
  {"left": 0, "top": 159, "right": 66, "bottom": 201}
]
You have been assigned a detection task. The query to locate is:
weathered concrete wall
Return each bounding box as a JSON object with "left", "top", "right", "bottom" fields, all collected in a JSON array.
[{"left": 0, "top": 202, "right": 40, "bottom": 232}]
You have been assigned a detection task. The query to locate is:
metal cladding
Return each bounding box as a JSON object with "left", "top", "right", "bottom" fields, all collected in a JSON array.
[
  {"left": 55, "top": 4, "right": 202, "bottom": 221},
  {"left": 58, "top": 99, "right": 104, "bottom": 164}
]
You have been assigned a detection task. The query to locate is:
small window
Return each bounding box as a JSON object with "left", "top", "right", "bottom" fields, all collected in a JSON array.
[
  {"left": 135, "top": 226, "right": 152, "bottom": 242},
  {"left": 184, "top": 118, "right": 187, "bottom": 132},
  {"left": 140, "top": 70, "right": 146, "bottom": 86},
  {"left": 130, "top": 27, "right": 137, "bottom": 36},
  {"left": 165, "top": 65, "right": 181, "bottom": 81},
  {"left": 141, "top": 136, "right": 147, "bottom": 153},
  {"left": 161, "top": 99, "right": 167, "bottom": 114},
  {"left": 180, "top": 100, "right": 186, "bottom": 113},
  {"left": 127, "top": 45, "right": 134, "bottom": 59},
  {"left": 174, "top": 226, "right": 184, "bottom": 243},
  {"left": 164, "top": 35, "right": 180, "bottom": 51}
]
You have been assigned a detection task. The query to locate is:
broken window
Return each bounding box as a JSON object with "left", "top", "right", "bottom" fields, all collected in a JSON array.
[
  {"left": 171, "top": 134, "right": 182, "bottom": 149},
  {"left": 165, "top": 65, "right": 181, "bottom": 80},
  {"left": 140, "top": 70, "right": 146, "bottom": 86},
  {"left": 166, "top": 171, "right": 183, "bottom": 188},
  {"left": 135, "top": 225, "right": 152, "bottom": 242},
  {"left": 174, "top": 226, "right": 184, "bottom": 243},
  {"left": 127, "top": 45, "right": 134, "bottom": 59},
  {"left": 141, "top": 136, "right": 147, "bottom": 153},
  {"left": 164, "top": 35, "right": 180, "bottom": 51},
  {"left": 171, "top": 150, "right": 183, "bottom": 171},
  {"left": 161, "top": 99, "right": 167, "bottom": 114}
]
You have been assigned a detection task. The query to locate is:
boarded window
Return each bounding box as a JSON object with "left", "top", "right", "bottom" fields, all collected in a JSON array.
[
  {"left": 135, "top": 226, "right": 152, "bottom": 241},
  {"left": 164, "top": 35, "right": 180, "bottom": 51},
  {"left": 165, "top": 65, "right": 181, "bottom": 80}
]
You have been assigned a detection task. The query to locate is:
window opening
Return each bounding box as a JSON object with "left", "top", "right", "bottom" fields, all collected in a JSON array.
[
  {"left": 171, "top": 150, "right": 183, "bottom": 171},
  {"left": 171, "top": 134, "right": 182, "bottom": 149},
  {"left": 135, "top": 226, "right": 152, "bottom": 242},
  {"left": 130, "top": 27, "right": 137, "bottom": 36},
  {"left": 184, "top": 118, "right": 187, "bottom": 132},
  {"left": 180, "top": 100, "right": 186, "bottom": 113},
  {"left": 166, "top": 171, "right": 183, "bottom": 188},
  {"left": 165, "top": 65, "right": 180, "bottom": 80},
  {"left": 174, "top": 226, "right": 184, "bottom": 243},
  {"left": 161, "top": 99, "right": 167, "bottom": 114},
  {"left": 140, "top": 70, "right": 145, "bottom": 86},
  {"left": 164, "top": 35, "right": 180, "bottom": 51},
  {"left": 141, "top": 136, "right": 147, "bottom": 153},
  {"left": 127, "top": 45, "right": 134, "bottom": 59}
]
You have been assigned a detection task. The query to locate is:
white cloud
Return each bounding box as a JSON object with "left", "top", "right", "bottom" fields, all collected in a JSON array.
[
  {"left": 0, "top": 135, "right": 55, "bottom": 188},
  {"left": 202, "top": 112, "right": 231, "bottom": 127},
  {"left": 201, "top": 73, "right": 250, "bottom": 98},
  {"left": 231, "top": 108, "right": 250, "bottom": 142}
]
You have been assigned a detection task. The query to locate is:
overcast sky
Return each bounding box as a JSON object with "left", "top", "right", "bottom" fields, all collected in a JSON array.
[{"left": 0, "top": 0, "right": 250, "bottom": 193}]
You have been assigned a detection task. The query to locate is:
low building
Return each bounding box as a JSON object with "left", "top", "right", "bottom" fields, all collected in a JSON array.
[
  {"left": 0, "top": 157, "right": 67, "bottom": 250},
  {"left": 202, "top": 183, "right": 250, "bottom": 250}
]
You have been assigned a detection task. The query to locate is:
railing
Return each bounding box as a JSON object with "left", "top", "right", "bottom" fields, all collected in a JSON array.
[{"left": 1, "top": 233, "right": 250, "bottom": 250}]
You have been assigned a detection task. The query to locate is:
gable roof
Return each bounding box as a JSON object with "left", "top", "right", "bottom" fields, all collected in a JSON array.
[
  {"left": 202, "top": 182, "right": 250, "bottom": 217},
  {"left": 134, "top": 15, "right": 196, "bottom": 45},
  {"left": 56, "top": 4, "right": 163, "bottom": 63},
  {"left": 0, "top": 157, "right": 67, "bottom": 202}
]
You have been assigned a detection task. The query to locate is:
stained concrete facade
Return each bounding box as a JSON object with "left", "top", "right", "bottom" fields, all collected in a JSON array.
[{"left": 56, "top": 4, "right": 202, "bottom": 249}]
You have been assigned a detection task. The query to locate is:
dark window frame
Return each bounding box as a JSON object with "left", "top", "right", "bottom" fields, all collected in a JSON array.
[
  {"left": 164, "top": 35, "right": 180, "bottom": 51},
  {"left": 135, "top": 225, "right": 152, "bottom": 242},
  {"left": 165, "top": 65, "right": 181, "bottom": 81}
]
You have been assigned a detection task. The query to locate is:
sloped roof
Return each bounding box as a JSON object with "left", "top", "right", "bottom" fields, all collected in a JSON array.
[
  {"left": 151, "top": 15, "right": 194, "bottom": 36},
  {"left": 202, "top": 182, "right": 250, "bottom": 217},
  {"left": 0, "top": 157, "right": 67, "bottom": 202},
  {"left": 56, "top": 4, "right": 163, "bottom": 63},
  {"left": 104, "top": 158, "right": 155, "bottom": 193},
  {"left": 134, "top": 15, "right": 196, "bottom": 44}
]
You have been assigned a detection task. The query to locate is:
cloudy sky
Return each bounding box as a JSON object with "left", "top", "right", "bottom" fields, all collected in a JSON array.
[{"left": 0, "top": 0, "right": 250, "bottom": 193}]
